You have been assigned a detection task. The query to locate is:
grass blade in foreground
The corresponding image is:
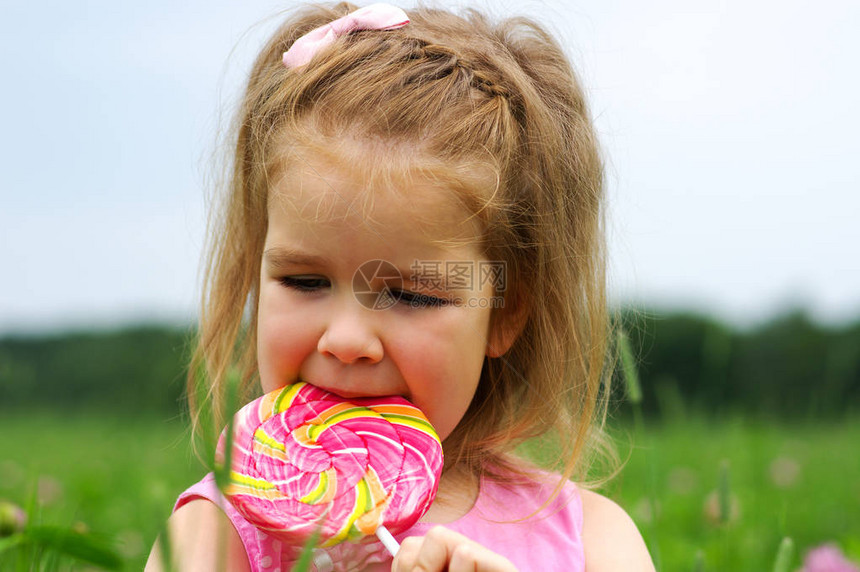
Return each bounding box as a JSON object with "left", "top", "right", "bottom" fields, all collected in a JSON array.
[
  {"left": 158, "top": 520, "right": 175, "bottom": 572},
  {"left": 692, "top": 549, "right": 704, "bottom": 572},
  {"left": 772, "top": 537, "right": 794, "bottom": 572},
  {"left": 214, "top": 368, "right": 241, "bottom": 494},
  {"left": 617, "top": 327, "right": 662, "bottom": 569},
  {"left": 718, "top": 461, "right": 731, "bottom": 526},
  {"left": 23, "top": 525, "right": 123, "bottom": 570},
  {"left": 617, "top": 329, "right": 643, "bottom": 405},
  {"left": 290, "top": 525, "right": 322, "bottom": 572}
]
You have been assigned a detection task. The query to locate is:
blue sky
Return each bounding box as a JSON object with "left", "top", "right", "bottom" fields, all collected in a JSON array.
[{"left": 2, "top": 0, "right": 859, "bottom": 333}]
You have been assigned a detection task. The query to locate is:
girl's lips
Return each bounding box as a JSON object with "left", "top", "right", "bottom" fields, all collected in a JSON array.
[{"left": 297, "top": 378, "right": 409, "bottom": 402}]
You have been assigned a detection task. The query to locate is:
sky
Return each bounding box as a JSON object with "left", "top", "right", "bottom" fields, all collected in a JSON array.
[{"left": 2, "top": 0, "right": 858, "bottom": 334}]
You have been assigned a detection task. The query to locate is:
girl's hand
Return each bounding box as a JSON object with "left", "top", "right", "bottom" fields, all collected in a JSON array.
[{"left": 392, "top": 526, "right": 517, "bottom": 572}]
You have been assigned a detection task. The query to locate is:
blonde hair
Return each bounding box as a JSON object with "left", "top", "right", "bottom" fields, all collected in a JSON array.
[{"left": 190, "top": 2, "right": 614, "bottom": 489}]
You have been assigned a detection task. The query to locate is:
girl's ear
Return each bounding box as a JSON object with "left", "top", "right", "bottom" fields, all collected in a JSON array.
[{"left": 486, "top": 295, "right": 529, "bottom": 358}]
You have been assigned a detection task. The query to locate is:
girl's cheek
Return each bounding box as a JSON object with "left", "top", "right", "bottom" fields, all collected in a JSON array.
[
  {"left": 257, "top": 324, "right": 293, "bottom": 390},
  {"left": 258, "top": 310, "right": 323, "bottom": 391}
]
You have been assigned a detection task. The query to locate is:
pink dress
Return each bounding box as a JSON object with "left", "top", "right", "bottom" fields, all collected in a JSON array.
[{"left": 175, "top": 471, "right": 585, "bottom": 572}]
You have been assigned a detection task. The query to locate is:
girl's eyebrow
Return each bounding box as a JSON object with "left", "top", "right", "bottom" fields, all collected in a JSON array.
[{"left": 262, "top": 248, "right": 328, "bottom": 268}]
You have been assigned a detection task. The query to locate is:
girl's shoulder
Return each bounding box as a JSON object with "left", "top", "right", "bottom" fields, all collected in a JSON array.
[
  {"left": 145, "top": 495, "right": 251, "bottom": 571},
  {"left": 579, "top": 489, "right": 656, "bottom": 571},
  {"left": 145, "top": 473, "right": 258, "bottom": 572}
]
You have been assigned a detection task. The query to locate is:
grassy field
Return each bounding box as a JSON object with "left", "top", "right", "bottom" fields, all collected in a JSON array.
[
  {"left": 0, "top": 411, "right": 200, "bottom": 569},
  {"left": 603, "top": 415, "right": 860, "bottom": 570},
  {"left": 1, "top": 411, "right": 858, "bottom": 570}
]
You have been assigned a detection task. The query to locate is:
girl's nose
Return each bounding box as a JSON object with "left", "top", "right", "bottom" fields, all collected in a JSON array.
[{"left": 317, "top": 306, "right": 384, "bottom": 364}]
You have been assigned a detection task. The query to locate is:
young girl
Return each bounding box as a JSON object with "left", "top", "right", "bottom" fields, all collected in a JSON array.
[{"left": 147, "top": 2, "right": 654, "bottom": 570}]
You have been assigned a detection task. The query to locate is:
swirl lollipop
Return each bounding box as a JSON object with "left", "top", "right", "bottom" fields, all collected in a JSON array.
[{"left": 216, "top": 382, "right": 444, "bottom": 555}]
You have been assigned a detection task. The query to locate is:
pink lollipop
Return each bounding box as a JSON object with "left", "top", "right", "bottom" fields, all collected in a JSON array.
[{"left": 216, "top": 382, "right": 444, "bottom": 554}]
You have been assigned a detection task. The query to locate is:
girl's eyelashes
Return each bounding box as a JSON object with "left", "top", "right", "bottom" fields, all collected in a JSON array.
[
  {"left": 278, "top": 277, "right": 450, "bottom": 308},
  {"left": 279, "top": 276, "right": 331, "bottom": 292},
  {"left": 390, "top": 288, "right": 451, "bottom": 308}
]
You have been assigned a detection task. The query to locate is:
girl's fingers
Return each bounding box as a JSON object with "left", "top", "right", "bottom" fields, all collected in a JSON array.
[
  {"left": 392, "top": 535, "right": 422, "bottom": 570},
  {"left": 448, "top": 541, "right": 516, "bottom": 572},
  {"left": 412, "top": 527, "right": 456, "bottom": 571},
  {"left": 392, "top": 526, "right": 517, "bottom": 572}
]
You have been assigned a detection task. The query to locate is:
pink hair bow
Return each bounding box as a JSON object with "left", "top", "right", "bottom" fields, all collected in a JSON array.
[{"left": 282, "top": 3, "right": 410, "bottom": 69}]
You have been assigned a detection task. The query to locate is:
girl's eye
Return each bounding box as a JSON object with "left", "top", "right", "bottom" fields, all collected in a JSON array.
[
  {"left": 391, "top": 288, "right": 450, "bottom": 309},
  {"left": 279, "top": 276, "right": 330, "bottom": 292}
]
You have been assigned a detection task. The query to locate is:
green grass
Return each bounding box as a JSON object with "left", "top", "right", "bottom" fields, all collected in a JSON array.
[
  {"left": 1, "top": 411, "right": 858, "bottom": 570},
  {"left": 0, "top": 410, "right": 200, "bottom": 569},
  {"left": 604, "top": 414, "right": 860, "bottom": 570}
]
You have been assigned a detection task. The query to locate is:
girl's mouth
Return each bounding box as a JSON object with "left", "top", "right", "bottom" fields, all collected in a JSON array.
[
  {"left": 297, "top": 378, "right": 365, "bottom": 400},
  {"left": 297, "top": 378, "right": 409, "bottom": 402}
]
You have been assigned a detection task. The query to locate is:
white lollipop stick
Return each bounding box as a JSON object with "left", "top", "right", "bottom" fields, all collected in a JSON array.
[{"left": 375, "top": 525, "right": 400, "bottom": 557}]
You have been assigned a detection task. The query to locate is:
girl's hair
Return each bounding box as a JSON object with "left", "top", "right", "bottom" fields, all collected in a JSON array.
[{"left": 190, "top": 2, "right": 614, "bottom": 488}]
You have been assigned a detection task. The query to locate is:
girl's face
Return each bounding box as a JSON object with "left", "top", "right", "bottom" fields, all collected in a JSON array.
[{"left": 256, "top": 151, "right": 506, "bottom": 441}]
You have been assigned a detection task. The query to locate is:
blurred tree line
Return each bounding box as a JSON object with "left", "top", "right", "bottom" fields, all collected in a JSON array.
[
  {"left": 0, "top": 326, "right": 190, "bottom": 414},
  {"left": 1, "top": 310, "right": 858, "bottom": 418},
  {"left": 618, "top": 309, "right": 860, "bottom": 419}
]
